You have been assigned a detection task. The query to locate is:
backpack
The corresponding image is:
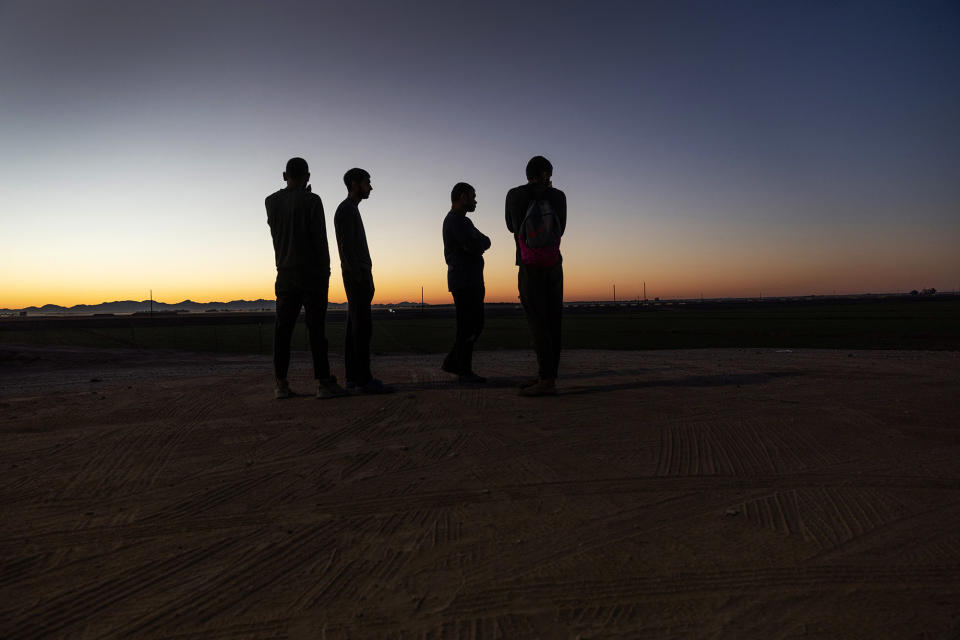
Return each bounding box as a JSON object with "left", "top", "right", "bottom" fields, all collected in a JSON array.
[{"left": 518, "top": 198, "right": 561, "bottom": 267}]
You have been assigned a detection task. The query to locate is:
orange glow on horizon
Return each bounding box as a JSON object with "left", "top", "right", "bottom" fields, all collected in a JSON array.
[
  {"left": 6, "top": 276, "right": 956, "bottom": 310},
  {"left": 4, "top": 234, "right": 957, "bottom": 309}
]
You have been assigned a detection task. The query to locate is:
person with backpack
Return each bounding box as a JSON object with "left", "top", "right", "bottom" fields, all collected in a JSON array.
[
  {"left": 441, "top": 182, "right": 491, "bottom": 383},
  {"left": 505, "top": 155, "right": 567, "bottom": 396}
]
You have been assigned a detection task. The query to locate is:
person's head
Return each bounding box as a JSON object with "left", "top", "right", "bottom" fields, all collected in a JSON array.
[
  {"left": 283, "top": 157, "right": 310, "bottom": 188},
  {"left": 344, "top": 167, "right": 372, "bottom": 200},
  {"left": 450, "top": 182, "right": 476, "bottom": 213},
  {"left": 525, "top": 155, "right": 553, "bottom": 184}
]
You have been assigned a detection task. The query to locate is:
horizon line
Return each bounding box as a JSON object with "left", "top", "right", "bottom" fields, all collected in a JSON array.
[{"left": 3, "top": 288, "right": 954, "bottom": 312}]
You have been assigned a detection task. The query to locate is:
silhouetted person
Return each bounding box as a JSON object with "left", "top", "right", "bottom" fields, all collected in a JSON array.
[
  {"left": 266, "top": 157, "right": 347, "bottom": 399},
  {"left": 505, "top": 155, "right": 567, "bottom": 396},
  {"left": 441, "top": 183, "right": 491, "bottom": 383},
  {"left": 334, "top": 168, "right": 392, "bottom": 394}
]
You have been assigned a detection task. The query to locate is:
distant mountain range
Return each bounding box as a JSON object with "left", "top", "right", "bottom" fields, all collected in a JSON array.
[
  {"left": 1, "top": 299, "right": 278, "bottom": 315},
  {"left": 1, "top": 299, "right": 437, "bottom": 315}
]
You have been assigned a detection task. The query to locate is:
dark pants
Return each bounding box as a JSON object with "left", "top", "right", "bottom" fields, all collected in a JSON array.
[
  {"left": 518, "top": 263, "right": 563, "bottom": 379},
  {"left": 274, "top": 270, "right": 330, "bottom": 381},
  {"left": 343, "top": 271, "right": 374, "bottom": 385},
  {"left": 443, "top": 286, "right": 485, "bottom": 374}
]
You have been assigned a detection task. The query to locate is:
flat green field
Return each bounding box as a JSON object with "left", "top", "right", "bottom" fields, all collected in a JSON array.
[{"left": 2, "top": 298, "right": 957, "bottom": 354}]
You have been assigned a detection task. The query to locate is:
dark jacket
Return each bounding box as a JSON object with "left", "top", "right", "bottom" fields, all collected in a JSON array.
[
  {"left": 334, "top": 198, "right": 373, "bottom": 280},
  {"left": 265, "top": 187, "right": 330, "bottom": 276},
  {"left": 443, "top": 211, "right": 491, "bottom": 291},
  {"left": 504, "top": 183, "right": 567, "bottom": 266}
]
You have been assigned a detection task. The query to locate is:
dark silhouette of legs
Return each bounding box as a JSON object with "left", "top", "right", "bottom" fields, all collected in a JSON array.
[
  {"left": 519, "top": 263, "right": 563, "bottom": 380},
  {"left": 302, "top": 284, "right": 330, "bottom": 380},
  {"left": 273, "top": 288, "right": 301, "bottom": 381},
  {"left": 344, "top": 277, "right": 374, "bottom": 385},
  {"left": 274, "top": 270, "right": 331, "bottom": 383},
  {"left": 444, "top": 286, "right": 485, "bottom": 375}
]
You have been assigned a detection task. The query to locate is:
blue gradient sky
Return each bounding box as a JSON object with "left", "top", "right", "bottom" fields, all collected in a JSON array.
[{"left": 2, "top": 0, "right": 958, "bottom": 307}]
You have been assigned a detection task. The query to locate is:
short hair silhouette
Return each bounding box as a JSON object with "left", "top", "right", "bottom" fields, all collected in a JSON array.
[
  {"left": 285, "top": 157, "right": 309, "bottom": 179},
  {"left": 450, "top": 182, "right": 475, "bottom": 203},
  {"left": 343, "top": 167, "right": 370, "bottom": 189},
  {"left": 525, "top": 156, "right": 553, "bottom": 181}
]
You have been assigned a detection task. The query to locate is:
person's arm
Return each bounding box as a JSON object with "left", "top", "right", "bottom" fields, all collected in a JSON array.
[
  {"left": 265, "top": 197, "right": 275, "bottom": 229},
  {"left": 556, "top": 190, "right": 567, "bottom": 236},
  {"left": 505, "top": 188, "right": 520, "bottom": 234},
  {"left": 337, "top": 209, "right": 373, "bottom": 288},
  {"left": 451, "top": 217, "right": 491, "bottom": 255},
  {"left": 335, "top": 209, "right": 356, "bottom": 274},
  {"left": 476, "top": 229, "right": 491, "bottom": 253},
  {"left": 311, "top": 198, "right": 330, "bottom": 274}
]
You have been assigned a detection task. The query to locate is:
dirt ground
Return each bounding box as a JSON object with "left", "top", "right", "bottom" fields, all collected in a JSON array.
[{"left": 1, "top": 345, "right": 959, "bottom": 639}]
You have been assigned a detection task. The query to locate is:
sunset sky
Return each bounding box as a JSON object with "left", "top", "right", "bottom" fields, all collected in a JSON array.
[{"left": 1, "top": 1, "right": 958, "bottom": 308}]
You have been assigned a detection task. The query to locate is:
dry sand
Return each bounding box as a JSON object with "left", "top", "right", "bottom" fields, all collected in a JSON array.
[{"left": 1, "top": 345, "right": 959, "bottom": 639}]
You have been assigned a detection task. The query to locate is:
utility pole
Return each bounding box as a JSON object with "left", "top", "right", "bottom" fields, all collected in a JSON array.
[
  {"left": 643, "top": 281, "right": 647, "bottom": 302},
  {"left": 421, "top": 286, "right": 424, "bottom": 314},
  {"left": 613, "top": 284, "right": 616, "bottom": 304},
  {"left": 150, "top": 289, "right": 153, "bottom": 318}
]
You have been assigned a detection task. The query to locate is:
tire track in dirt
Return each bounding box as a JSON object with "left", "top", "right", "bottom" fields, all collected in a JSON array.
[
  {"left": 289, "top": 512, "right": 439, "bottom": 612},
  {"left": 795, "top": 487, "right": 907, "bottom": 550},
  {"left": 338, "top": 450, "right": 382, "bottom": 480},
  {"left": 140, "top": 620, "right": 288, "bottom": 639},
  {"left": 3, "top": 533, "right": 251, "bottom": 640},
  {"left": 133, "top": 418, "right": 208, "bottom": 495},
  {"left": 52, "top": 423, "right": 159, "bottom": 501},
  {"left": 801, "top": 493, "right": 960, "bottom": 563},
  {"left": 1, "top": 538, "right": 161, "bottom": 594},
  {"left": 0, "top": 514, "right": 269, "bottom": 548},
  {"left": 736, "top": 490, "right": 805, "bottom": 536},
  {"left": 656, "top": 413, "right": 869, "bottom": 479},
  {"left": 302, "top": 471, "right": 960, "bottom": 522},
  {"left": 560, "top": 604, "right": 702, "bottom": 640},
  {"left": 53, "top": 388, "right": 217, "bottom": 501},
  {"left": 447, "top": 564, "right": 960, "bottom": 618},
  {"left": 0, "top": 395, "right": 153, "bottom": 502},
  {"left": 655, "top": 419, "right": 771, "bottom": 477},
  {"left": 284, "top": 393, "right": 476, "bottom": 492},
  {"left": 114, "top": 520, "right": 354, "bottom": 636},
  {"left": 0, "top": 553, "right": 53, "bottom": 588},
  {"left": 295, "top": 395, "right": 411, "bottom": 458},
  {"left": 450, "top": 492, "right": 726, "bottom": 593},
  {"left": 138, "top": 471, "right": 286, "bottom": 523},
  {"left": 419, "top": 431, "right": 471, "bottom": 463},
  {"left": 454, "top": 383, "right": 488, "bottom": 410}
]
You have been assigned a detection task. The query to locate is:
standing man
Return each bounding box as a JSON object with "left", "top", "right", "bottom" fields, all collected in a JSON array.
[
  {"left": 334, "top": 168, "right": 392, "bottom": 394},
  {"left": 441, "top": 182, "right": 491, "bottom": 383},
  {"left": 265, "top": 157, "right": 347, "bottom": 399},
  {"left": 505, "top": 155, "right": 567, "bottom": 396}
]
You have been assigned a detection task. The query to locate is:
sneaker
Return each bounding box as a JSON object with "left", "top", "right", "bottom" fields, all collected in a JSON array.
[
  {"left": 316, "top": 376, "right": 348, "bottom": 399},
  {"left": 519, "top": 379, "right": 557, "bottom": 397},
  {"left": 275, "top": 379, "right": 294, "bottom": 399},
  {"left": 458, "top": 372, "right": 486, "bottom": 384},
  {"left": 358, "top": 378, "right": 394, "bottom": 394}
]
